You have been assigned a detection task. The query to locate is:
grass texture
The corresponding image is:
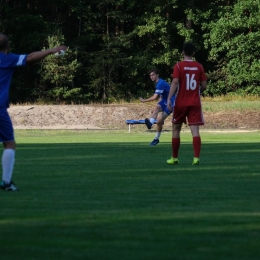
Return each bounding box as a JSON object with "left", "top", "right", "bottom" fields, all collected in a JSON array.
[{"left": 1, "top": 130, "right": 260, "bottom": 260}]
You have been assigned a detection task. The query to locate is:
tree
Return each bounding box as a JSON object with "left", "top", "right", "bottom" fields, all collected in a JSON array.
[
  {"left": 202, "top": 0, "right": 260, "bottom": 95},
  {"left": 38, "top": 34, "right": 81, "bottom": 103},
  {"left": 0, "top": 0, "right": 258, "bottom": 103}
]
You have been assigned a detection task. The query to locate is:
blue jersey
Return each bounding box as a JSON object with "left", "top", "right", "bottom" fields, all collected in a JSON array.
[
  {"left": 154, "top": 78, "right": 175, "bottom": 114},
  {"left": 154, "top": 78, "right": 173, "bottom": 101},
  {"left": 0, "top": 53, "right": 27, "bottom": 108}
]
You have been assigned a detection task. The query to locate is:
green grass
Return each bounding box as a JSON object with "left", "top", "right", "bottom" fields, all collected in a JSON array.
[
  {"left": 1, "top": 130, "right": 260, "bottom": 260},
  {"left": 11, "top": 98, "right": 260, "bottom": 114},
  {"left": 202, "top": 100, "right": 260, "bottom": 112}
]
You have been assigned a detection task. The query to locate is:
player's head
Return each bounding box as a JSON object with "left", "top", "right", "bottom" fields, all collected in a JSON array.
[
  {"left": 0, "top": 33, "right": 9, "bottom": 53},
  {"left": 149, "top": 69, "right": 159, "bottom": 82},
  {"left": 183, "top": 42, "right": 195, "bottom": 57}
]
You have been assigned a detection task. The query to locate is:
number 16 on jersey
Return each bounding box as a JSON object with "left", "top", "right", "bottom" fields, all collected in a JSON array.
[{"left": 186, "top": 74, "right": 197, "bottom": 90}]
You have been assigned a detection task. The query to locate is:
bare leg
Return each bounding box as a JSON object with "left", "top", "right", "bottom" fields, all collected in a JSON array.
[
  {"left": 150, "top": 110, "right": 168, "bottom": 145},
  {"left": 156, "top": 111, "right": 168, "bottom": 133},
  {"left": 190, "top": 125, "right": 200, "bottom": 137},
  {"left": 150, "top": 105, "right": 161, "bottom": 120},
  {"left": 146, "top": 105, "right": 162, "bottom": 131},
  {"left": 172, "top": 123, "right": 182, "bottom": 138}
]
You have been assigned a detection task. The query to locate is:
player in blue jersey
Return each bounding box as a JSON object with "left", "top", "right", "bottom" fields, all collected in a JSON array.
[
  {"left": 0, "top": 33, "right": 67, "bottom": 191},
  {"left": 139, "top": 69, "right": 175, "bottom": 145}
]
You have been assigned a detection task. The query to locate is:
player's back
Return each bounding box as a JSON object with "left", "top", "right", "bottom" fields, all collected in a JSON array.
[{"left": 173, "top": 60, "right": 206, "bottom": 106}]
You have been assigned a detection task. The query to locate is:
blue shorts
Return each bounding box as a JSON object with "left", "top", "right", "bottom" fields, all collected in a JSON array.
[
  {"left": 0, "top": 108, "right": 14, "bottom": 142},
  {"left": 158, "top": 99, "right": 174, "bottom": 115}
]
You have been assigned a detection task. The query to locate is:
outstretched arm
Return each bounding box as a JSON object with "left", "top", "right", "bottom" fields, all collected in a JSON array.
[
  {"left": 26, "top": 45, "right": 67, "bottom": 63},
  {"left": 139, "top": 93, "right": 159, "bottom": 103}
]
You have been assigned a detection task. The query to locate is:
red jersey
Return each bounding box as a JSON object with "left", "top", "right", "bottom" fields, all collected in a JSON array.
[{"left": 172, "top": 60, "right": 207, "bottom": 106}]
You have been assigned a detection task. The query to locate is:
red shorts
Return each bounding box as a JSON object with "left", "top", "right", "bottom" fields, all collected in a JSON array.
[{"left": 172, "top": 106, "right": 204, "bottom": 125}]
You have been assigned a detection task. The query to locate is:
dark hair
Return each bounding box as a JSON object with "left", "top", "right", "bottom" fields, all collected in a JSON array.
[
  {"left": 0, "top": 33, "right": 9, "bottom": 51},
  {"left": 183, "top": 42, "right": 195, "bottom": 56},
  {"left": 149, "top": 68, "right": 159, "bottom": 75}
]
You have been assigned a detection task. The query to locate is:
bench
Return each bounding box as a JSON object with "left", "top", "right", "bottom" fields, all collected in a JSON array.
[{"left": 125, "top": 119, "right": 157, "bottom": 133}]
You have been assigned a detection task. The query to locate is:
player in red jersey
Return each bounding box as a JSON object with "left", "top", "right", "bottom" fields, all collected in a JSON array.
[{"left": 166, "top": 42, "right": 207, "bottom": 165}]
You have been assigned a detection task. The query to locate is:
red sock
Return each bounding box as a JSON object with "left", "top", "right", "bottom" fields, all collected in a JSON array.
[
  {"left": 172, "top": 138, "right": 180, "bottom": 158},
  {"left": 193, "top": 136, "right": 201, "bottom": 158}
]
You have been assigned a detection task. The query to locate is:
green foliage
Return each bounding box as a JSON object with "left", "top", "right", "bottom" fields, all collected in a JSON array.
[
  {"left": 1, "top": 0, "right": 259, "bottom": 103},
  {"left": 38, "top": 34, "right": 81, "bottom": 103},
  {"left": 203, "top": 0, "right": 260, "bottom": 96}
]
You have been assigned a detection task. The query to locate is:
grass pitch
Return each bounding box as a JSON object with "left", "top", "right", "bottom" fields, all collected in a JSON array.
[{"left": 1, "top": 130, "right": 260, "bottom": 260}]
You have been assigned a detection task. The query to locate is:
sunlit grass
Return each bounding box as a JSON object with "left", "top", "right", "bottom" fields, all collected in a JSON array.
[
  {"left": 201, "top": 94, "right": 260, "bottom": 112},
  {"left": 202, "top": 94, "right": 260, "bottom": 102},
  {"left": 10, "top": 94, "right": 260, "bottom": 105},
  {"left": 10, "top": 95, "right": 260, "bottom": 116},
  {"left": 202, "top": 100, "right": 260, "bottom": 112}
]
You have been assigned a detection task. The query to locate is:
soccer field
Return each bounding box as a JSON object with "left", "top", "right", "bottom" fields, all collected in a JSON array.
[{"left": 1, "top": 130, "right": 260, "bottom": 260}]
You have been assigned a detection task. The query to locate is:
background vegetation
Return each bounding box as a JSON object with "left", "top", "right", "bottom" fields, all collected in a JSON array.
[{"left": 0, "top": 0, "right": 259, "bottom": 103}]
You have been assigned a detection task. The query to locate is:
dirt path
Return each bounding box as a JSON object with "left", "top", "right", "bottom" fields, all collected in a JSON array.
[{"left": 8, "top": 104, "right": 260, "bottom": 130}]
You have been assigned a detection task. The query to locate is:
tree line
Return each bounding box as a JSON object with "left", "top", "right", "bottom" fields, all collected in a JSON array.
[{"left": 0, "top": 0, "right": 259, "bottom": 104}]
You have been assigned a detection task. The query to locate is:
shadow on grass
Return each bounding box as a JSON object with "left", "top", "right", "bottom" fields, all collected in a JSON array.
[
  {"left": 16, "top": 141, "right": 260, "bottom": 168},
  {"left": 1, "top": 141, "right": 260, "bottom": 260}
]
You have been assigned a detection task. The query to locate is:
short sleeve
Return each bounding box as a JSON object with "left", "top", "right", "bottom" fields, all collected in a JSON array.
[
  {"left": 5, "top": 53, "right": 27, "bottom": 68},
  {"left": 172, "top": 63, "right": 180, "bottom": 79}
]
